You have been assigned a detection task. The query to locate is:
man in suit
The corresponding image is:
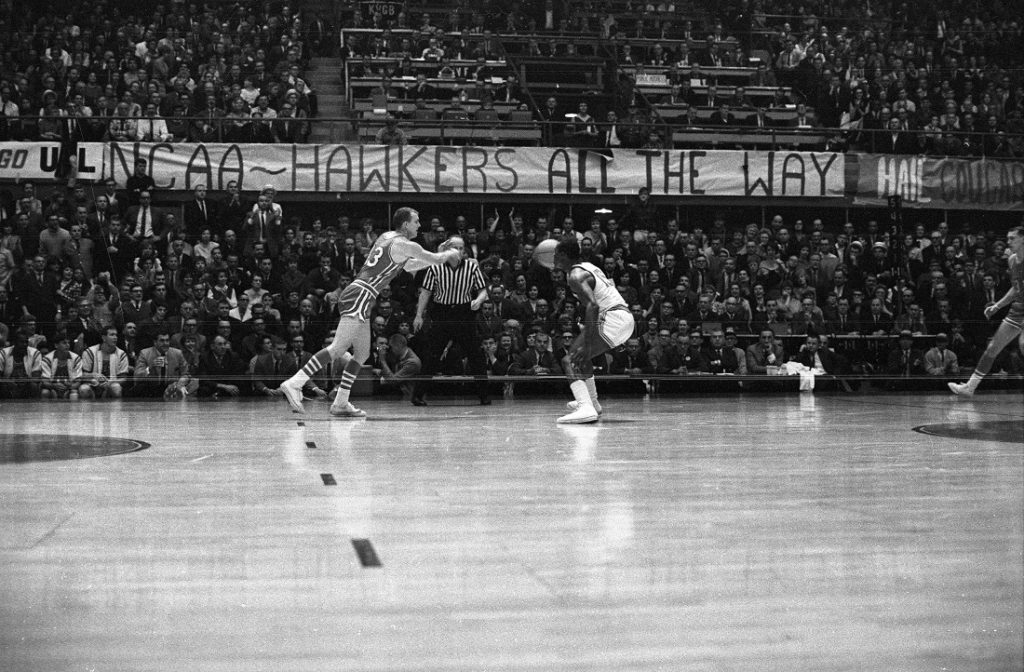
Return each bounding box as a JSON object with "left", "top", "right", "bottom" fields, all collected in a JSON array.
[
  {"left": 12, "top": 255, "right": 59, "bottom": 339},
  {"left": 252, "top": 337, "right": 292, "bottom": 398},
  {"left": 508, "top": 331, "right": 561, "bottom": 375},
  {"left": 336, "top": 237, "right": 364, "bottom": 276},
  {"left": 538, "top": 96, "right": 562, "bottom": 146},
  {"left": 134, "top": 329, "right": 193, "bottom": 398},
  {"left": 790, "top": 103, "right": 817, "bottom": 129},
  {"left": 119, "top": 285, "right": 153, "bottom": 329},
  {"left": 196, "top": 334, "right": 245, "bottom": 397},
  {"left": 0, "top": 286, "right": 21, "bottom": 329},
  {"left": 404, "top": 73, "right": 436, "bottom": 101},
  {"left": 183, "top": 183, "right": 218, "bottom": 242},
  {"left": 881, "top": 117, "right": 919, "bottom": 154},
  {"left": 125, "top": 190, "right": 162, "bottom": 245},
  {"left": 705, "top": 329, "right": 741, "bottom": 373},
  {"left": 273, "top": 102, "right": 308, "bottom": 143},
  {"left": 885, "top": 330, "right": 927, "bottom": 388},
  {"left": 746, "top": 328, "right": 786, "bottom": 374},
  {"left": 745, "top": 106, "right": 774, "bottom": 130},
  {"left": 795, "top": 333, "right": 841, "bottom": 374},
  {"left": 709, "top": 102, "right": 736, "bottom": 126}
]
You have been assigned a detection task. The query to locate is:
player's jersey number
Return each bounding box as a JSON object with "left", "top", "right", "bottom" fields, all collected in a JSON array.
[{"left": 366, "top": 245, "right": 385, "bottom": 268}]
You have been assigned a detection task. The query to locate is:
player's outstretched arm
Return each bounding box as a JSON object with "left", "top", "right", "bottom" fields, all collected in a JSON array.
[{"left": 398, "top": 238, "right": 461, "bottom": 272}]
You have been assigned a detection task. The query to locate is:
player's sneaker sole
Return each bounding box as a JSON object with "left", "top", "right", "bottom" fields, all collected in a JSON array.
[
  {"left": 947, "top": 382, "right": 974, "bottom": 396},
  {"left": 557, "top": 407, "right": 600, "bottom": 424},
  {"left": 565, "top": 399, "right": 603, "bottom": 415},
  {"left": 280, "top": 383, "right": 306, "bottom": 413}
]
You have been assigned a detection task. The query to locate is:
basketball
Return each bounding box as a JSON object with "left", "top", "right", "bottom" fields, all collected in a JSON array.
[{"left": 534, "top": 238, "right": 559, "bottom": 269}]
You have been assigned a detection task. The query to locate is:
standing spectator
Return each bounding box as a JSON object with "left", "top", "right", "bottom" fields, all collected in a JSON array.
[
  {"left": 38, "top": 214, "right": 72, "bottom": 261},
  {"left": 412, "top": 235, "right": 491, "bottom": 405},
  {"left": 125, "top": 159, "right": 156, "bottom": 207},
  {"left": 184, "top": 184, "right": 218, "bottom": 242},
  {"left": 13, "top": 256, "right": 59, "bottom": 338},
  {"left": 126, "top": 191, "right": 161, "bottom": 245}
]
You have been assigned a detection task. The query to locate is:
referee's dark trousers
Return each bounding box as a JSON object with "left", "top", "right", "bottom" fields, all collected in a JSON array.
[{"left": 412, "top": 302, "right": 489, "bottom": 404}]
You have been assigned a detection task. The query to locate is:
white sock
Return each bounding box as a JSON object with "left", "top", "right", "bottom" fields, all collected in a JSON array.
[
  {"left": 583, "top": 377, "right": 599, "bottom": 405},
  {"left": 966, "top": 371, "right": 984, "bottom": 391},
  {"left": 569, "top": 380, "right": 593, "bottom": 408},
  {"left": 288, "top": 371, "right": 310, "bottom": 387}
]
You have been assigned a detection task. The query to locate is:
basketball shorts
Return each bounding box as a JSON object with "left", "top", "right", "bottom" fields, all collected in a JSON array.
[
  {"left": 336, "top": 282, "right": 377, "bottom": 322},
  {"left": 1004, "top": 301, "right": 1024, "bottom": 329},
  {"left": 598, "top": 308, "right": 633, "bottom": 348}
]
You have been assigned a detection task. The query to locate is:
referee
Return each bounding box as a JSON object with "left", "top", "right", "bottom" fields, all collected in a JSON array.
[{"left": 411, "top": 235, "right": 491, "bottom": 405}]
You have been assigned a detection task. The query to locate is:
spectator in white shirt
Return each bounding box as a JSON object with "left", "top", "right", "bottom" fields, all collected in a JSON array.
[{"left": 133, "top": 103, "right": 171, "bottom": 142}]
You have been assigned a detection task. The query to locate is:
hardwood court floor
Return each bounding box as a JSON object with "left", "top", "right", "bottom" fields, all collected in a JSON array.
[{"left": 1, "top": 391, "right": 1022, "bottom": 672}]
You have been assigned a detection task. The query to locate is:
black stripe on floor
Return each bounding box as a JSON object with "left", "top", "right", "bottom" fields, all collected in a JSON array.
[
  {"left": 305, "top": 441, "right": 317, "bottom": 449},
  {"left": 351, "top": 538, "right": 382, "bottom": 567},
  {"left": 320, "top": 473, "right": 337, "bottom": 486}
]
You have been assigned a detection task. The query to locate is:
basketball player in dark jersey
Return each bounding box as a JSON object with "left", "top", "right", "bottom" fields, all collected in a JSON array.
[
  {"left": 949, "top": 225, "right": 1024, "bottom": 396},
  {"left": 278, "top": 207, "right": 460, "bottom": 416}
]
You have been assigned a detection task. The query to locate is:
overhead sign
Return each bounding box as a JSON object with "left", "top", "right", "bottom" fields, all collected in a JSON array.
[
  {"left": 854, "top": 153, "right": 1024, "bottom": 211},
  {"left": 81, "top": 142, "right": 846, "bottom": 198}
]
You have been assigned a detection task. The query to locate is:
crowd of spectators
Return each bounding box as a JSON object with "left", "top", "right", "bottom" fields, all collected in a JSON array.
[
  {"left": 2, "top": 0, "right": 1021, "bottom": 154},
  {"left": 0, "top": 0, "right": 327, "bottom": 145},
  {"left": 337, "top": 0, "right": 1024, "bottom": 155},
  {"left": 1, "top": 173, "right": 1021, "bottom": 400}
]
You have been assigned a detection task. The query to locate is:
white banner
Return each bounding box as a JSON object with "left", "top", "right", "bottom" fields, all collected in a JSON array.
[
  {"left": 0, "top": 141, "right": 107, "bottom": 181},
  {"left": 80, "top": 142, "right": 846, "bottom": 198}
]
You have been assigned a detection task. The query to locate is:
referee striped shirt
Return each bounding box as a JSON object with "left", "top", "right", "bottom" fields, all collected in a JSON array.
[{"left": 421, "top": 258, "right": 487, "bottom": 305}]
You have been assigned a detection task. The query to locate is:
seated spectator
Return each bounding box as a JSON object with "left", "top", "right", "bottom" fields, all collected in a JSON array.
[
  {"left": 252, "top": 337, "right": 291, "bottom": 398},
  {"left": 79, "top": 326, "right": 130, "bottom": 399},
  {"left": 746, "top": 328, "right": 785, "bottom": 374},
  {"left": 705, "top": 329, "right": 740, "bottom": 373},
  {"left": 134, "top": 329, "right": 193, "bottom": 399},
  {"left": 375, "top": 116, "right": 408, "bottom": 145},
  {"left": 274, "top": 101, "right": 309, "bottom": 143},
  {"left": 375, "top": 333, "right": 421, "bottom": 400},
  {"left": 0, "top": 330, "right": 42, "bottom": 398},
  {"left": 885, "top": 330, "right": 927, "bottom": 380},
  {"left": 508, "top": 332, "right": 560, "bottom": 375},
  {"left": 610, "top": 337, "right": 653, "bottom": 374},
  {"left": 924, "top": 333, "right": 959, "bottom": 377},
  {"left": 481, "top": 335, "right": 511, "bottom": 376},
  {"left": 133, "top": 103, "right": 172, "bottom": 142},
  {"left": 723, "top": 328, "right": 748, "bottom": 375},
  {"left": 40, "top": 333, "right": 82, "bottom": 400},
  {"left": 794, "top": 334, "right": 841, "bottom": 375}
]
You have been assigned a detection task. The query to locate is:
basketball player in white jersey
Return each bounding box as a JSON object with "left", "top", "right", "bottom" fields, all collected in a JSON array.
[
  {"left": 949, "top": 225, "right": 1024, "bottom": 396},
  {"left": 278, "top": 207, "right": 460, "bottom": 417},
  {"left": 553, "top": 238, "right": 634, "bottom": 423}
]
